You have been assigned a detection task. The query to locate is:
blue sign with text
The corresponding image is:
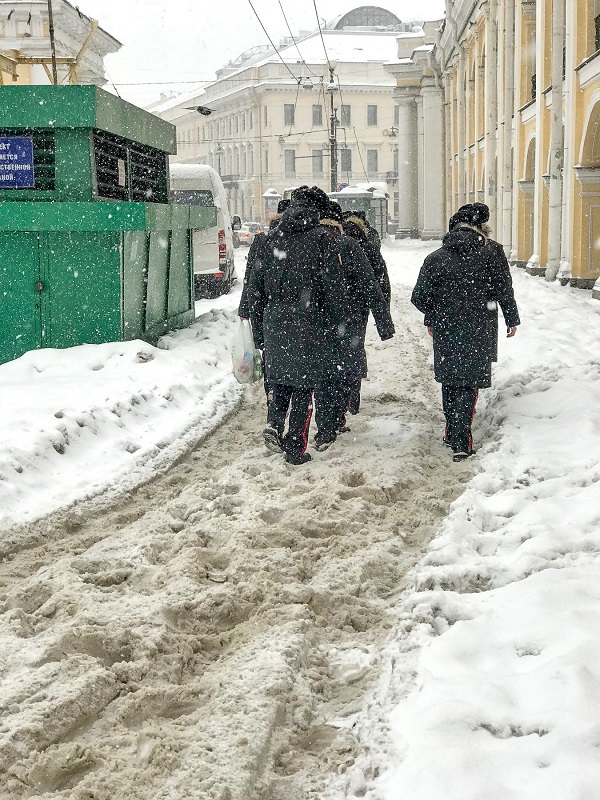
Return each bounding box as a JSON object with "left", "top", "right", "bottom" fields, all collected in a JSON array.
[{"left": 0, "top": 137, "right": 35, "bottom": 188}]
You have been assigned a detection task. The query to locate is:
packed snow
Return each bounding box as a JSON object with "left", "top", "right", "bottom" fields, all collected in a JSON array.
[{"left": 1, "top": 241, "right": 599, "bottom": 799}]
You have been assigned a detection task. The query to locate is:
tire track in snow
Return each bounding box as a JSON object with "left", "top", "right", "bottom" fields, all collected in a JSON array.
[{"left": 0, "top": 285, "right": 475, "bottom": 800}]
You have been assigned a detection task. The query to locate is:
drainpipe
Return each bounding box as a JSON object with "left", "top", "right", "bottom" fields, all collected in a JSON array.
[
  {"left": 502, "top": 0, "right": 515, "bottom": 255},
  {"left": 545, "top": 0, "right": 565, "bottom": 281}
]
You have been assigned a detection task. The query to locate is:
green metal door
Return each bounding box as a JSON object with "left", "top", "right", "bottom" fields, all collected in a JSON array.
[
  {"left": 0, "top": 233, "right": 42, "bottom": 363},
  {"left": 44, "top": 232, "right": 122, "bottom": 349}
]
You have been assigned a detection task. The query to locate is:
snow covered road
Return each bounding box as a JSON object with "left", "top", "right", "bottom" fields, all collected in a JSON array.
[{"left": 0, "top": 242, "right": 477, "bottom": 799}]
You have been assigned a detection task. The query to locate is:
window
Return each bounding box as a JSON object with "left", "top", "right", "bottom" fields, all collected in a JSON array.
[
  {"left": 367, "top": 105, "right": 378, "bottom": 126},
  {"left": 264, "top": 148, "right": 269, "bottom": 174},
  {"left": 284, "top": 149, "right": 296, "bottom": 176},
  {"left": 312, "top": 104, "right": 323, "bottom": 126},
  {"left": 249, "top": 148, "right": 254, "bottom": 174},
  {"left": 393, "top": 148, "right": 399, "bottom": 174},
  {"left": 241, "top": 150, "right": 247, "bottom": 176},
  {"left": 249, "top": 111, "right": 253, "bottom": 129},
  {"left": 242, "top": 114, "right": 246, "bottom": 132},
  {"left": 234, "top": 116, "right": 239, "bottom": 133},
  {"left": 227, "top": 118, "right": 232, "bottom": 135},
  {"left": 394, "top": 104, "right": 399, "bottom": 125},
  {"left": 340, "top": 147, "right": 352, "bottom": 175},
  {"left": 340, "top": 105, "right": 351, "bottom": 127},
  {"left": 312, "top": 149, "right": 323, "bottom": 176},
  {"left": 367, "top": 149, "right": 378, "bottom": 177},
  {"left": 284, "top": 104, "right": 295, "bottom": 126},
  {"left": 264, "top": 106, "right": 268, "bottom": 125}
]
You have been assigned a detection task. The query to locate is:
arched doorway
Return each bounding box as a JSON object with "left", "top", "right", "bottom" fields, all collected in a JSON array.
[
  {"left": 574, "top": 97, "right": 600, "bottom": 288},
  {"left": 516, "top": 135, "right": 536, "bottom": 266}
]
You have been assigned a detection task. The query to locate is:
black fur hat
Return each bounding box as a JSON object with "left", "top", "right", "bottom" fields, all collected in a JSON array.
[
  {"left": 327, "top": 201, "right": 343, "bottom": 223},
  {"left": 277, "top": 199, "right": 291, "bottom": 214},
  {"left": 450, "top": 203, "right": 490, "bottom": 231},
  {"left": 291, "top": 185, "right": 331, "bottom": 216}
]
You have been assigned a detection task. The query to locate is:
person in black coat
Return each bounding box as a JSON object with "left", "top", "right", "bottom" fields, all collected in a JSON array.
[
  {"left": 315, "top": 202, "right": 395, "bottom": 444},
  {"left": 411, "top": 203, "right": 520, "bottom": 461},
  {"left": 249, "top": 187, "right": 348, "bottom": 465},
  {"left": 238, "top": 199, "right": 290, "bottom": 320},
  {"left": 342, "top": 210, "right": 391, "bottom": 306}
]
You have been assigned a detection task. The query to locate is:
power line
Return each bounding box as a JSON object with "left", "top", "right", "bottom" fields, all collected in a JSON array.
[
  {"left": 311, "top": 0, "right": 331, "bottom": 72},
  {"left": 277, "top": 0, "right": 318, "bottom": 78},
  {"left": 177, "top": 127, "right": 330, "bottom": 145},
  {"left": 245, "top": 0, "right": 301, "bottom": 84}
]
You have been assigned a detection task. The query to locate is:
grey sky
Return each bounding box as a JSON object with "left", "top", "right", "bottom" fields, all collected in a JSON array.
[{"left": 78, "top": 0, "right": 445, "bottom": 107}]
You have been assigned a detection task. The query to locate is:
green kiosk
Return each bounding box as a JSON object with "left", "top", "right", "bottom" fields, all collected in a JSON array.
[{"left": 0, "top": 85, "right": 216, "bottom": 365}]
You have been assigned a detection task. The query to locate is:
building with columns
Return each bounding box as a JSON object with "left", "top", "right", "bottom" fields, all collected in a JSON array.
[
  {"left": 435, "top": 0, "right": 600, "bottom": 296},
  {"left": 153, "top": 6, "right": 429, "bottom": 224},
  {"left": 0, "top": 0, "right": 120, "bottom": 86},
  {"left": 385, "top": 21, "right": 445, "bottom": 239}
]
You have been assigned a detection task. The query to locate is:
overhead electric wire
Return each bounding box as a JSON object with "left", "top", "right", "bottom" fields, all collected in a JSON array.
[
  {"left": 245, "top": 0, "right": 301, "bottom": 84},
  {"left": 277, "top": 0, "right": 318, "bottom": 78},
  {"left": 311, "top": 0, "right": 332, "bottom": 72}
]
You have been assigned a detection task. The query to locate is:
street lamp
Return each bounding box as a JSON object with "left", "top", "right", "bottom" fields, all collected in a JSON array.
[{"left": 215, "top": 143, "right": 224, "bottom": 175}]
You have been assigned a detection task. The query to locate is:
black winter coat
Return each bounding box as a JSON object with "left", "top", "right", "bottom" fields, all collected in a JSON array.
[
  {"left": 249, "top": 206, "right": 348, "bottom": 388},
  {"left": 321, "top": 220, "right": 394, "bottom": 378},
  {"left": 237, "top": 215, "right": 284, "bottom": 319},
  {"left": 343, "top": 216, "right": 391, "bottom": 305},
  {"left": 411, "top": 225, "right": 520, "bottom": 388}
]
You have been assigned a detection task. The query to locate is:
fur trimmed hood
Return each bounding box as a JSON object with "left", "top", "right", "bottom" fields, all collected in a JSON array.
[
  {"left": 343, "top": 215, "right": 367, "bottom": 232},
  {"left": 320, "top": 218, "right": 343, "bottom": 232}
]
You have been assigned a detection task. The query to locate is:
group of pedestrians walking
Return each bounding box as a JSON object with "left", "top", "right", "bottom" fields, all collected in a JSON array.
[
  {"left": 239, "top": 185, "right": 394, "bottom": 464},
  {"left": 239, "top": 189, "right": 520, "bottom": 466}
]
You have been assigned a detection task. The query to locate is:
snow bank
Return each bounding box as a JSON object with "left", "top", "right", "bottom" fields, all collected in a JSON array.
[{"left": 359, "top": 259, "right": 600, "bottom": 799}]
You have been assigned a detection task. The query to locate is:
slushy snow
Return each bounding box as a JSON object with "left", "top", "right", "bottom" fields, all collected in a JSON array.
[{"left": 1, "top": 243, "right": 599, "bottom": 799}]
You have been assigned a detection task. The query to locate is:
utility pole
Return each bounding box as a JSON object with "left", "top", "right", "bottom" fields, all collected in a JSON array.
[
  {"left": 327, "top": 66, "right": 339, "bottom": 192},
  {"left": 47, "top": 0, "right": 58, "bottom": 86}
]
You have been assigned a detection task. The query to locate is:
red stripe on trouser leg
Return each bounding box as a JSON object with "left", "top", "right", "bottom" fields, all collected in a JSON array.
[{"left": 300, "top": 401, "right": 313, "bottom": 455}]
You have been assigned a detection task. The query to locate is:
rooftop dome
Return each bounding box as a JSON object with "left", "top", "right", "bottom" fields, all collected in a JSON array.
[{"left": 334, "top": 6, "right": 403, "bottom": 30}]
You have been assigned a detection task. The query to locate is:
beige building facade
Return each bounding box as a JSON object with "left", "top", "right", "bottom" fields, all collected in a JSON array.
[
  {"left": 438, "top": 0, "right": 600, "bottom": 297},
  {"left": 386, "top": 0, "right": 600, "bottom": 298}
]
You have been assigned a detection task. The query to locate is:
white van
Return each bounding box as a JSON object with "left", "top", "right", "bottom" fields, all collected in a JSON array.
[{"left": 169, "top": 164, "right": 239, "bottom": 299}]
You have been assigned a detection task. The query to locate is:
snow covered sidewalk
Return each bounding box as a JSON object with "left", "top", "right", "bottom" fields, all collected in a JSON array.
[{"left": 1, "top": 241, "right": 600, "bottom": 800}]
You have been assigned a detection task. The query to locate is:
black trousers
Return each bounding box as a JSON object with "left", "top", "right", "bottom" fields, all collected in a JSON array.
[
  {"left": 267, "top": 385, "right": 313, "bottom": 458},
  {"left": 314, "top": 381, "right": 345, "bottom": 443},
  {"left": 441, "top": 385, "right": 479, "bottom": 453}
]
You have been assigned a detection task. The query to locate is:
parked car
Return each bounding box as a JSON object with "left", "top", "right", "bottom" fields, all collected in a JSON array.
[
  {"left": 170, "top": 164, "right": 237, "bottom": 299},
  {"left": 238, "top": 221, "right": 265, "bottom": 246}
]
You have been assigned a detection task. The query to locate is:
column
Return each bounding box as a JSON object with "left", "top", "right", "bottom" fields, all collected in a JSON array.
[
  {"left": 416, "top": 95, "right": 425, "bottom": 233},
  {"left": 421, "top": 82, "right": 445, "bottom": 239},
  {"left": 395, "top": 95, "right": 419, "bottom": 237},
  {"left": 485, "top": 0, "right": 499, "bottom": 227}
]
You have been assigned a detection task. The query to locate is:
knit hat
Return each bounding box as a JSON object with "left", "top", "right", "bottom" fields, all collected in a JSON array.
[{"left": 291, "top": 185, "right": 331, "bottom": 217}]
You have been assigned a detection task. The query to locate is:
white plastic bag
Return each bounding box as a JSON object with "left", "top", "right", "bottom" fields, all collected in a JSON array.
[{"left": 231, "top": 319, "right": 262, "bottom": 384}]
